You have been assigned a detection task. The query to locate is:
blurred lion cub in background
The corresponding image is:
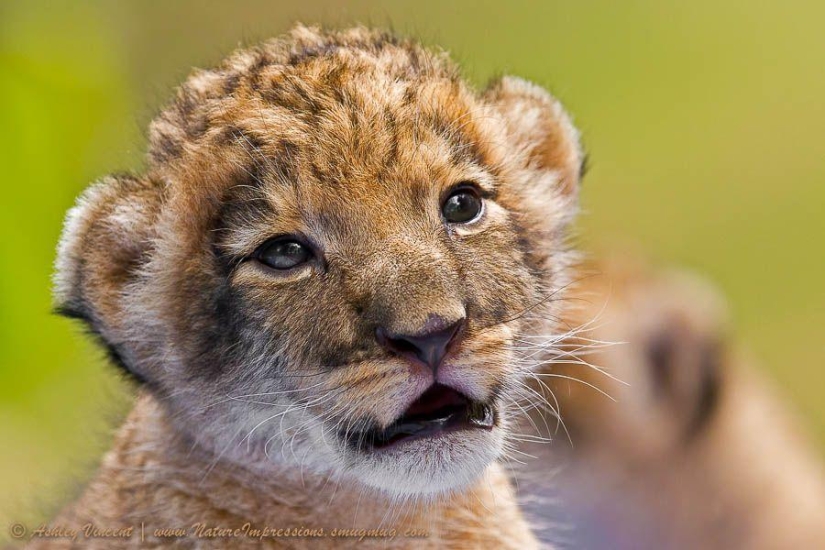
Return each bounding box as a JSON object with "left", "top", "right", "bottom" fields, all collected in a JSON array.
[{"left": 521, "top": 251, "right": 825, "bottom": 549}]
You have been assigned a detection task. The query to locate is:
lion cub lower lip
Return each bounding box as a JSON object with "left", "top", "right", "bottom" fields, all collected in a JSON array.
[{"left": 345, "top": 384, "right": 496, "bottom": 451}]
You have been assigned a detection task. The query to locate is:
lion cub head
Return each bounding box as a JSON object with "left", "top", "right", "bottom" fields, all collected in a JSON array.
[{"left": 55, "top": 25, "right": 583, "bottom": 496}]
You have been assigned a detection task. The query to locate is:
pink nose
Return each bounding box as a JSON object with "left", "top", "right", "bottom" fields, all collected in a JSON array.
[{"left": 376, "top": 316, "right": 466, "bottom": 374}]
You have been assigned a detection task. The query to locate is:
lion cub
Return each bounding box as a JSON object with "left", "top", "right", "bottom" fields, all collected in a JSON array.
[
  {"left": 39, "top": 25, "right": 584, "bottom": 548},
  {"left": 521, "top": 254, "right": 825, "bottom": 549}
]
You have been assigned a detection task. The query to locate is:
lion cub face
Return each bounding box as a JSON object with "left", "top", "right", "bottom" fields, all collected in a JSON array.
[{"left": 55, "top": 26, "right": 582, "bottom": 496}]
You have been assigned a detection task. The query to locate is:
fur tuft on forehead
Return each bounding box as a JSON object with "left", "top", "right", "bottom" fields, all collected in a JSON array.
[{"left": 147, "top": 24, "right": 459, "bottom": 168}]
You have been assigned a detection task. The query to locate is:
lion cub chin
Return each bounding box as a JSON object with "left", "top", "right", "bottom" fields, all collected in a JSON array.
[
  {"left": 26, "top": 391, "right": 536, "bottom": 549},
  {"left": 43, "top": 23, "right": 588, "bottom": 549}
]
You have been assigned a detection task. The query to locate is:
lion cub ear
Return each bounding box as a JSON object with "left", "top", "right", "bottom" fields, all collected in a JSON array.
[
  {"left": 54, "top": 174, "right": 165, "bottom": 379},
  {"left": 485, "top": 76, "right": 584, "bottom": 198}
]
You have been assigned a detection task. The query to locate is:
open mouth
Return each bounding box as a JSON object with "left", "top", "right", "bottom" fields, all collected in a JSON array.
[{"left": 344, "top": 384, "right": 496, "bottom": 452}]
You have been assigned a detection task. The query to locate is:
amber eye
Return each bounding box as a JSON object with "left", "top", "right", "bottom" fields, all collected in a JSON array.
[
  {"left": 256, "top": 238, "right": 312, "bottom": 270},
  {"left": 442, "top": 185, "right": 483, "bottom": 224}
]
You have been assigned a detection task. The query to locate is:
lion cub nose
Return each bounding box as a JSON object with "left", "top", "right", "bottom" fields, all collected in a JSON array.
[{"left": 376, "top": 316, "right": 466, "bottom": 374}]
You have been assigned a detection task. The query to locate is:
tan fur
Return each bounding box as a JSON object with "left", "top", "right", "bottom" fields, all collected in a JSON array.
[
  {"left": 523, "top": 253, "right": 825, "bottom": 548},
  {"left": 44, "top": 24, "right": 585, "bottom": 548}
]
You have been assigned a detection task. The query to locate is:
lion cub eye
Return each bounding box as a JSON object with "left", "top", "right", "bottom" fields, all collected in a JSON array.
[
  {"left": 255, "top": 238, "right": 312, "bottom": 270},
  {"left": 442, "top": 185, "right": 484, "bottom": 224}
]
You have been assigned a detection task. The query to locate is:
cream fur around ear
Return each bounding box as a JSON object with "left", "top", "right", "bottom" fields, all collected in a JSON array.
[
  {"left": 485, "top": 76, "right": 584, "bottom": 197},
  {"left": 54, "top": 174, "right": 165, "bottom": 380}
]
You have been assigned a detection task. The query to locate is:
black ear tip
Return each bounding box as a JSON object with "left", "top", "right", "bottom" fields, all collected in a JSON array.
[
  {"left": 53, "top": 303, "right": 89, "bottom": 321},
  {"left": 580, "top": 152, "right": 591, "bottom": 180}
]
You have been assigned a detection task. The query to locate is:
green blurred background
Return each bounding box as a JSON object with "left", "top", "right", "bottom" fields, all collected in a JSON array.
[{"left": 2, "top": 0, "right": 824, "bottom": 532}]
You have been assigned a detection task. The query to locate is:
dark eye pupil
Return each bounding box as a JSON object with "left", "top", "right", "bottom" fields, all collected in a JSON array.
[
  {"left": 443, "top": 190, "right": 482, "bottom": 223},
  {"left": 258, "top": 240, "right": 310, "bottom": 270}
]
